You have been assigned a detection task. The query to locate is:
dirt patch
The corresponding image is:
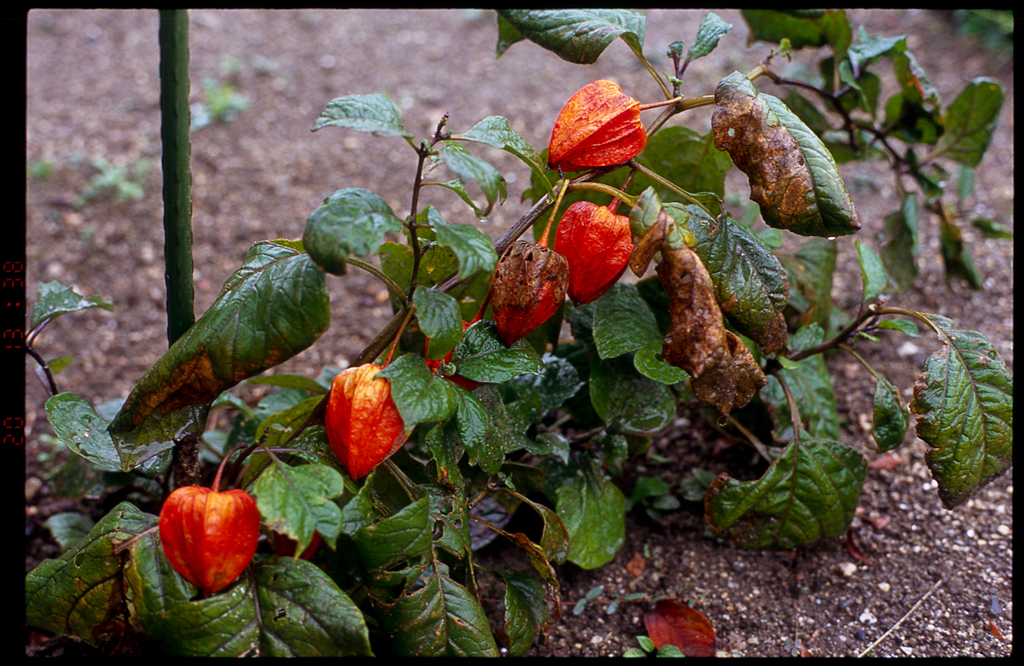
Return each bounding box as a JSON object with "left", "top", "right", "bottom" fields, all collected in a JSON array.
[{"left": 26, "top": 10, "right": 1012, "bottom": 657}]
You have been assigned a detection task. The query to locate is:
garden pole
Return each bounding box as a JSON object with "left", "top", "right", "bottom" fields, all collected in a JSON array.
[
  {"left": 159, "top": 9, "right": 195, "bottom": 346},
  {"left": 160, "top": 9, "right": 201, "bottom": 488}
]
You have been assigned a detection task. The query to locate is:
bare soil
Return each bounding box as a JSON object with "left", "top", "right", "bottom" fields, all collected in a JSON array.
[{"left": 25, "top": 10, "right": 1012, "bottom": 657}]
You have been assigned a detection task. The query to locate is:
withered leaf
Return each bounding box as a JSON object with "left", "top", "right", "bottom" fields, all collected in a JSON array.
[
  {"left": 712, "top": 71, "right": 860, "bottom": 238},
  {"left": 656, "top": 233, "right": 766, "bottom": 415}
]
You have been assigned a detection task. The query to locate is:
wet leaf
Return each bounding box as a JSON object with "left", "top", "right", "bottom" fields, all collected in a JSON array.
[
  {"left": 251, "top": 463, "right": 345, "bottom": 554},
  {"left": 108, "top": 240, "right": 329, "bottom": 469},
  {"left": 126, "top": 522, "right": 372, "bottom": 656},
  {"left": 778, "top": 237, "right": 837, "bottom": 329},
  {"left": 449, "top": 319, "right": 544, "bottom": 384},
  {"left": 712, "top": 71, "right": 860, "bottom": 237},
  {"left": 496, "top": 9, "right": 645, "bottom": 65},
  {"left": 425, "top": 209, "right": 499, "bottom": 281},
  {"left": 304, "top": 188, "right": 405, "bottom": 275},
  {"left": 375, "top": 566, "right": 499, "bottom": 657},
  {"left": 414, "top": 288, "right": 464, "bottom": 361},
  {"left": 632, "top": 126, "right": 733, "bottom": 204},
  {"left": 910, "top": 315, "right": 1013, "bottom": 509},
  {"left": 26, "top": 502, "right": 152, "bottom": 647},
  {"left": 378, "top": 353, "right": 457, "bottom": 429},
  {"left": 456, "top": 115, "right": 552, "bottom": 195},
  {"left": 555, "top": 466, "right": 625, "bottom": 569},
  {"left": 872, "top": 375, "right": 910, "bottom": 453},
  {"left": 705, "top": 434, "right": 867, "bottom": 550},
  {"left": 741, "top": 9, "right": 850, "bottom": 52},
  {"left": 312, "top": 92, "right": 412, "bottom": 138},
  {"left": 939, "top": 213, "right": 983, "bottom": 289},
  {"left": 30, "top": 280, "right": 114, "bottom": 330},
  {"left": 590, "top": 353, "right": 676, "bottom": 436},
  {"left": 488, "top": 569, "right": 554, "bottom": 657},
  {"left": 644, "top": 599, "right": 716, "bottom": 657},
  {"left": 438, "top": 141, "right": 507, "bottom": 217}
]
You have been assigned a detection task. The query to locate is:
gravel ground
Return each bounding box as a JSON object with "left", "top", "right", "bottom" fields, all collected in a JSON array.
[{"left": 25, "top": 10, "right": 1011, "bottom": 657}]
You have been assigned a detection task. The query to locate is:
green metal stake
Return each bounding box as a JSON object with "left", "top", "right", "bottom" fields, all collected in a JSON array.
[{"left": 159, "top": 9, "right": 195, "bottom": 346}]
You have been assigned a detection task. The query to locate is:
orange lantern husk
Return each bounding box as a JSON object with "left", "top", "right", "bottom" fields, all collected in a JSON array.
[
  {"left": 325, "top": 363, "right": 407, "bottom": 479},
  {"left": 490, "top": 240, "right": 569, "bottom": 347},
  {"left": 158, "top": 486, "right": 261, "bottom": 596},
  {"left": 548, "top": 80, "right": 647, "bottom": 171},
  {"left": 555, "top": 201, "right": 635, "bottom": 306}
]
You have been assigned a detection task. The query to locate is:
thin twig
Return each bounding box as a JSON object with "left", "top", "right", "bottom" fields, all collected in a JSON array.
[{"left": 857, "top": 576, "right": 944, "bottom": 657}]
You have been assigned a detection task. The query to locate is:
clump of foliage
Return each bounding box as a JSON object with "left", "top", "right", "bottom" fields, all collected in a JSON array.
[{"left": 26, "top": 10, "right": 1010, "bottom": 657}]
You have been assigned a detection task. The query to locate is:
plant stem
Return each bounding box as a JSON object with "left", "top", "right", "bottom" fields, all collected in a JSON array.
[
  {"left": 345, "top": 256, "right": 407, "bottom": 302},
  {"left": 159, "top": 9, "right": 195, "bottom": 346},
  {"left": 625, "top": 159, "right": 718, "bottom": 219},
  {"left": 567, "top": 182, "right": 638, "bottom": 207}
]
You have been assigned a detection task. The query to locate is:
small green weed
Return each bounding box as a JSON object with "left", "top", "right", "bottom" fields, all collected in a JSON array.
[
  {"left": 191, "top": 76, "right": 249, "bottom": 130},
  {"left": 74, "top": 156, "right": 150, "bottom": 207}
]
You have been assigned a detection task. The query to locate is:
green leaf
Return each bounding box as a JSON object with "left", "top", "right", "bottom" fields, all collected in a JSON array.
[
  {"left": 778, "top": 237, "right": 837, "bottom": 330},
  {"left": 688, "top": 12, "right": 732, "bottom": 61},
  {"left": 971, "top": 217, "right": 1013, "bottom": 240},
  {"left": 592, "top": 282, "right": 662, "bottom": 361},
  {"left": 938, "top": 211, "right": 983, "bottom": 290},
  {"left": 450, "top": 319, "right": 544, "bottom": 384},
  {"left": 496, "top": 9, "right": 645, "bottom": 65},
  {"left": 555, "top": 467, "right": 626, "bottom": 568},
  {"left": 352, "top": 490, "right": 433, "bottom": 577},
  {"left": 872, "top": 375, "right": 910, "bottom": 453},
  {"left": 30, "top": 280, "right": 114, "bottom": 330},
  {"left": 378, "top": 354, "right": 457, "bottom": 428},
  {"left": 932, "top": 78, "right": 1004, "bottom": 167},
  {"left": 414, "top": 288, "right": 464, "bottom": 361},
  {"left": 456, "top": 115, "right": 551, "bottom": 195},
  {"left": 312, "top": 93, "right": 412, "bottom": 138},
  {"left": 705, "top": 434, "right": 866, "bottom": 549},
  {"left": 375, "top": 567, "right": 500, "bottom": 657},
  {"left": 489, "top": 569, "right": 553, "bottom": 657},
  {"left": 26, "top": 502, "right": 151, "bottom": 647},
  {"left": 45, "top": 392, "right": 123, "bottom": 471},
  {"left": 855, "top": 239, "right": 888, "bottom": 302},
  {"left": 244, "top": 373, "right": 329, "bottom": 395},
  {"left": 439, "top": 141, "right": 507, "bottom": 217},
  {"left": 589, "top": 353, "right": 675, "bottom": 436},
  {"left": 634, "top": 126, "right": 733, "bottom": 204},
  {"left": 251, "top": 463, "right": 345, "bottom": 554},
  {"left": 766, "top": 325, "right": 840, "bottom": 442},
  {"left": 424, "top": 208, "right": 499, "bottom": 280},
  {"left": 43, "top": 512, "right": 96, "bottom": 553},
  {"left": 126, "top": 523, "right": 373, "bottom": 656},
  {"left": 303, "top": 187, "right": 404, "bottom": 275},
  {"left": 741, "top": 9, "right": 849, "bottom": 51},
  {"left": 879, "top": 193, "right": 920, "bottom": 293},
  {"left": 910, "top": 315, "right": 1013, "bottom": 509},
  {"left": 108, "top": 241, "right": 329, "bottom": 469}
]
